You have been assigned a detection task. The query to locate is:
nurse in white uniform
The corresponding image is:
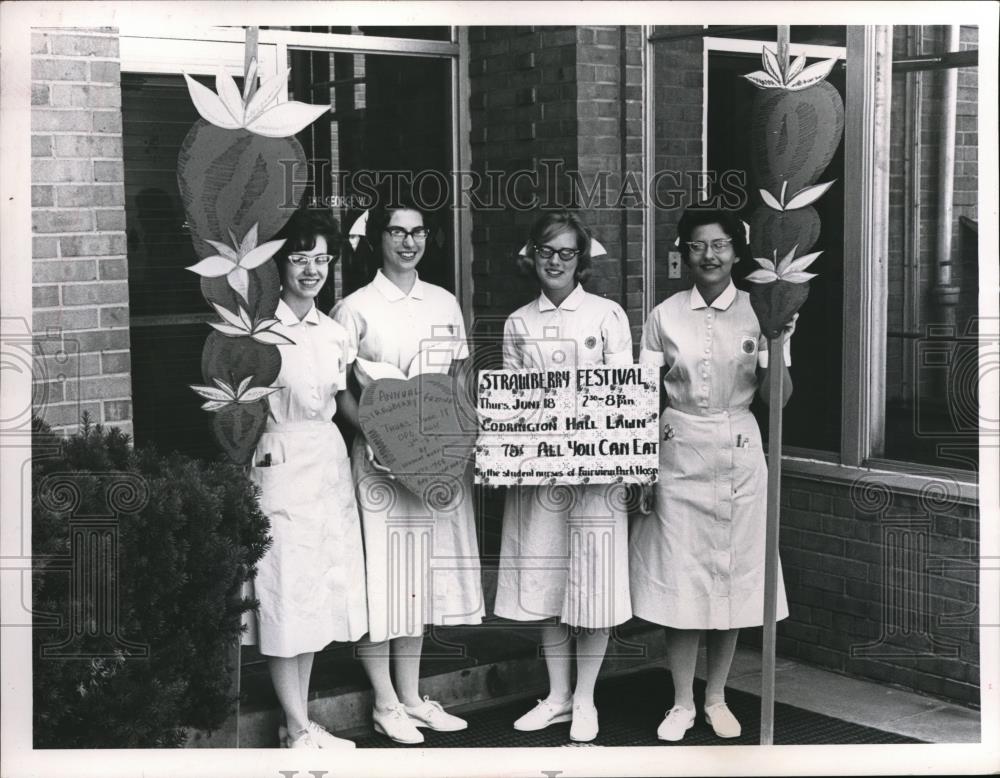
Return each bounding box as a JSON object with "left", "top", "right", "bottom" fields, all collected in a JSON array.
[
  {"left": 494, "top": 210, "right": 634, "bottom": 743},
  {"left": 249, "top": 209, "right": 368, "bottom": 749},
  {"left": 332, "top": 191, "right": 484, "bottom": 745},
  {"left": 630, "top": 208, "right": 796, "bottom": 742}
]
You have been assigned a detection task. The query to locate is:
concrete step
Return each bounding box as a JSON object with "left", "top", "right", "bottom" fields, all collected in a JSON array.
[
  {"left": 187, "top": 627, "right": 980, "bottom": 747},
  {"left": 188, "top": 622, "right": 667, "bottom": 748}
]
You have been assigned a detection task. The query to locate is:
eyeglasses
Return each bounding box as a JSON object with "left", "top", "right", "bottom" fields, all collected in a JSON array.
[
  {"left": 686, "top": 238, "right": 734, "bottom": 255},
  {"left": 384, "top": 226, "right": 430, "bottom": 242},
  {"left": 534, "top": 244, "right": 582, "bottom": 261},
  {"left": 288, "top": 253, "right": 337, "bottom": 266}
]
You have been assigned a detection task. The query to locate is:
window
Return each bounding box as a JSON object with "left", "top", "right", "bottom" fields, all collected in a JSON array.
[
  {"left": 881, "top": 25, "right": 979, "bottom": 471},
  {"left": 647, "top": 28, "right": 846, "bottom": 456},
  {"left": 647, "top": 25, "right": 979, "bottom": 484},
  {"left": 119, "top": 27, "right": 465, "bottom": 458},
  {"left": 704, "top": 36, "right": 846, "bottom": 455}
]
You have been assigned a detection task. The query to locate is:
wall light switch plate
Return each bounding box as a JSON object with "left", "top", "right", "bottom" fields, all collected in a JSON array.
[{"left": 667, "top": 250, "right": 682, "bottom": 279}]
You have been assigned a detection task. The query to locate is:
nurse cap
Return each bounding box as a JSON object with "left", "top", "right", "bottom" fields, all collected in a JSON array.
[{"left": 347, "top": 209, "right": 369, "bottom": 250}]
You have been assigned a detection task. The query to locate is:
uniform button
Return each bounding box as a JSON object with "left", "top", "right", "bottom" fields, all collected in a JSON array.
[{"left": 704, "top": 348, "right": 710, "bottom": 354}]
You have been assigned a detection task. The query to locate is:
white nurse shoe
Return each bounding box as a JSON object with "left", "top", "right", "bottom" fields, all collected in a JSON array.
[
  {"left": 306, "top": 720, "right": 356, "bottom": 748},
  {"left": 569, "top": 702, "right": 599, "bottom": 742},
  {"left": 373, "top": 703, "right": 425, "bottom": 744},
  {"left": 404, "top": 696, "right": 468, "bottom": 731},
  {"left": 283, "top": 728, "right": 321, "bottom": 749},
  {"left": 656, "top": 705, "right": 696, "bottom": 741},
  {"left": 704, "top": 702, "right": 741, "bottom": 738},
  {"left": 513, "top": 698, "right": 573, "bottom": 731}
]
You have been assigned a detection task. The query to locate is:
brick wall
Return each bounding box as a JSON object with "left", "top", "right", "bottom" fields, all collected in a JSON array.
[
  {"left": 468, "top": 25, "right": 646, "bottom": 346},
  {"left": 574, "top": 26, "right": 645, "bottom": 341},
  {"left": 650, "top": 27, "right": 704, "bottom": 303},
  {"left": 31, "top": 27, "right": 131, "bottom": 437},
  {"left": 741, "top": 474, "right": 980, "bottom": 706},
  {"left": 467, "top": 25, "right": 577, "bottom": 342},
  {"left": 467, "top": 25, "right": 646, "bottom": 563}
]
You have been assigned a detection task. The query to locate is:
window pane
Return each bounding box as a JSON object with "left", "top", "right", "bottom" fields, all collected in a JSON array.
[
  {"left": 122, "top": 73, "right": 212, "bottom": 318},
  {"left": 122, "top": 72, "right": 236, "bottom": 457},
  {"left": 288, "top": 50, "right": 454, "bottom": 310},
  {"left": 123, "top": 54, "right": 454, "bottom": 457},
  {"left": 651, "top": 28, "right": 846, "bottom": 454},
  {"left": 883, "top": 26, "right": 979, "bottom": 471}
]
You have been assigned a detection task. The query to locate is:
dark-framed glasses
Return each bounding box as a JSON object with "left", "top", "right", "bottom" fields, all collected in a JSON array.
[
  {"left": 534, "top": 244, "right": 581, "bottom": 261},
  {"left": 384, "top": 226, "right": 430, "bottom": 242},
  {"left": 686, "top": 238, "right": 733, "bottom": 255},
  {"left": 288, "top": 253, "right": 338, "bottom": 266}
]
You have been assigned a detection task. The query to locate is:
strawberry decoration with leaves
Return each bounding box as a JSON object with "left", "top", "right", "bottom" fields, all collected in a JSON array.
[
  {"left": 746, "top": 246, "right": 820, "bottom": 339},
  {"left": 742, "top": 45, "right": 844, "bottom": 339},
  {"left": 179, "top": 58, "right": 331, "bottom": 464}
]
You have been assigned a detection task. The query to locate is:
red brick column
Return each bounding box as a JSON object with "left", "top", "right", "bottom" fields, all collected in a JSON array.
[{"left": 31, "top": 27, "right": 131, "bottom": 436}]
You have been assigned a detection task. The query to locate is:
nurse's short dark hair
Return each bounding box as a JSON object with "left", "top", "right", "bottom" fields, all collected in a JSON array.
[
  {"left": 272, "top": 208, "right": 342, "bottom": 264},
  {"left": 676, "top": 208, "right": 753, "bottom": 265},
  {"left": 516, "top": 209, "right": 593, "bottom": 284}
]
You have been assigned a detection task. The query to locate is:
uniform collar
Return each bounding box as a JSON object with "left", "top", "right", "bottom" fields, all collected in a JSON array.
[
  {"left": 538, "top": 284, "right": 585, "bottom": 312},
  {"left": 373, "top": 268, "right": 424, "bottom": 301},
  {"left": 689, "top": 282, "right": 737, "bottom": 311},
  {"left": 275, "top": 298, "right": 320, "bottom": 326}
]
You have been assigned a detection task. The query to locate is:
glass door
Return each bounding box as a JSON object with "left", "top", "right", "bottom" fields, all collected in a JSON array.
[{"left": 119, "top": 27, "right": 460, "bottom": 459}]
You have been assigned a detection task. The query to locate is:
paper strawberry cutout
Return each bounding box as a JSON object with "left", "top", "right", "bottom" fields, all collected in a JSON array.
[
  {"left": 190, "top": 377, "right": 280, "bottom": 464},
  {"left": 211, "top": 401, "right": 271, "bottom": 465},
  {"left": 742, "top": 45, "right": 842, "bottom": 342},
  {"left": 750, "top": 179, "right": 832, "bottom": 259},
  {"left": 746, "top": 247, "right": 819, "bottom": 339},
  {"left": 201, "top": 331, "right": 284, "bottom": 393},
  {"left": 186, "top": 224, "right": 286, "bottom": 304},
  {"left": 179, "top": 55, "right": 331, "bottom": 464},
  {"left": 182, "top": 61, "right": 329, "bottom": 138}
]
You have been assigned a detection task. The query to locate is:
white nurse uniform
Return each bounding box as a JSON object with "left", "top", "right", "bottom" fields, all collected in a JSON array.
[
  {"left": 248, "top": 299, "right": 369, "bottom": 658},
  {"left": 629, "top": 282, "right": 789, "bottom": 629},
  {"left": 331, "top": 270, "right": 485, "bottom": 642},
  {"left": 493, "top": 284, "right": 634, "bottom": 629}
]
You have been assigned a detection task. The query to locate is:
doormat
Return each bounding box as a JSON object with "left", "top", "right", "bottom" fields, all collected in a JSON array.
[{"left": 352, "top": 669, "right": 923, "bottom": 747}]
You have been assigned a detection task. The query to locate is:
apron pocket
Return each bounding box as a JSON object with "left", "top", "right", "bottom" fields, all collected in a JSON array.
[{"left": 252, "top": 461, "right": 299, "bottom": 517}]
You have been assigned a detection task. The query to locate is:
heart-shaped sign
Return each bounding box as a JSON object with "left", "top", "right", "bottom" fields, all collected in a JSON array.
[{"left": 359, "top": 374, "right": 476, "bottom": 510}]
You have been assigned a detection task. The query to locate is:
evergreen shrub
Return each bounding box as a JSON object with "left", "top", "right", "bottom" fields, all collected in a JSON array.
[{"left": 31, "top": 415, "right": 270, "bottom": 747}]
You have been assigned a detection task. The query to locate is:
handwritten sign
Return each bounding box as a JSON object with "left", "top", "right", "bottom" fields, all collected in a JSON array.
[
  {"left": 475, "top": 365, "right": 659, "bottom": 486},
  {"left": 359, "top": 374, "right": 476, "bottom": 510}
]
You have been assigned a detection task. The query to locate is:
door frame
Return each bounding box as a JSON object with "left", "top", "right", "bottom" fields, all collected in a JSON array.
[{"left": 118, "top": 25, "right": 472, "bottom": 326}]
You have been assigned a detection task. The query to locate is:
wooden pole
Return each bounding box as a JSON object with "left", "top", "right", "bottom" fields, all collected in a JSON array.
[
  {"left": 244, "top": 26, "right": 259, "bottom": 100},
  {"left": 760, "top": 331, "right": 785, "bottom": 746},
  {"left": 759, "top": 27, "right": 790, "bottom": 748},
  {"left": 232, "top": 27, "right": 258, "bottom": 751}
]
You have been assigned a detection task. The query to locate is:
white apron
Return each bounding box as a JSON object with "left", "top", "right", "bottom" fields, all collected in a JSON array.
[
  {"left": 493, "top": 287, "right": 635, "bottom": 629},
  {"left": 495, "top": 482, "right": 632, "bottom": 628},
  {"left": 629, "top": 406, "right": 788, "bottom": 629},
  {"left": 248, "top": 420, "right": 369, "bottom": 657}
]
